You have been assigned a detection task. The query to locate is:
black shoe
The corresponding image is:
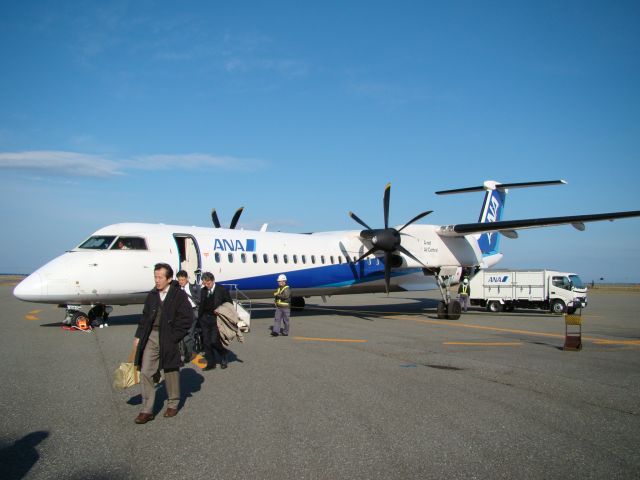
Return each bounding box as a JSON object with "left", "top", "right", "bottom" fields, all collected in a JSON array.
[
  {"left": 203, "top": 363, "right": 217, "bottom": 371},
  {"left": 281, "top": 332, "right": 288, "bottom": 336},
  {"left": 271, "top": 332, "right": 279, "bottom": 337},
  {"left": 221, "top": 362, "right": 228, "bottom": 369}
]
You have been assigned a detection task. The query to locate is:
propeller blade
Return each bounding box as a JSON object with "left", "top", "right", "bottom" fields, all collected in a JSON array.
[
  {"left": 211, "top": 209, "right": 221, "bottom": 228},
  {"left": 229, "top": 207, "right": 244, "bottom": 229},
  {"left": 397, "top": 245, "right": 428, "bottom": 268},
  {"left": 349, "top": 211, "right": 373, "bottom": 230},
  {"left": 383, "top": 251, "right": 391, "bottom": 295},
  {"left": 397, "top": 210, "right": 433, "bottom": 232},
  {"left": 383, "top": 183, "right": 391, "bottom": 229},
  {"left": 353, "top": 246, "right": 377, "bottom": 264}
]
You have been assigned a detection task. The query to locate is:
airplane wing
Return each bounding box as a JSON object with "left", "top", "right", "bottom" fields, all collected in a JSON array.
[{"left": 437, "top": 210, "right": 640, "bottom": 238}]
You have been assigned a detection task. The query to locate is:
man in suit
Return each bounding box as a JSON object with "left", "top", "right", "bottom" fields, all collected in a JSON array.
[
  {"left": 198, "top": 272, "right": 232, "bottom": 370},
  {"left": 176, "top": 270, "right": 201, "bottom": 361},
  {"left": 133, "top": 263, "right": 193, "bottom": 424}
]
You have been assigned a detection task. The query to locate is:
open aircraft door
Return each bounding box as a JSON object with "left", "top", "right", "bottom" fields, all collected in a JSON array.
[{"left": 173, "top": 234, "right": 202, "bottom": 278}]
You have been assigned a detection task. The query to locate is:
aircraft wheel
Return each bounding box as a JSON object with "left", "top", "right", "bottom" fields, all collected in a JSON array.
[
  {"left": 551, "top": 299, "right": 567, "bottom": 314},
  {"left": 291, "top": 296, "right": 306, "bottom": 311},
  {"left": 436, "top": 301, "right": 447, "bottom": 319},
  {"left": 487, "top": 301, "right": 502, "bottom": 313},
  {"left": 447, "top": 300, "right": 461, "bottom": 320},
  {"left": 71, "top": 311, "right": 91, "bottom": 330}
]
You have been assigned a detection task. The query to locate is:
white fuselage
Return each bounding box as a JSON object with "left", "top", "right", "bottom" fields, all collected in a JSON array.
[{"left": 14, "top": 222, "right": 492, "bottom": 307}]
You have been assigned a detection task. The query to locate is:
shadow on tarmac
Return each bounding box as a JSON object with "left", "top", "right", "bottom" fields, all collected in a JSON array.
[
  {"left": 126, "top": 367, "right": 206, "bottom": 413},
  {"left": 0, "top": 431, "right": 49, "bottom": 480}
]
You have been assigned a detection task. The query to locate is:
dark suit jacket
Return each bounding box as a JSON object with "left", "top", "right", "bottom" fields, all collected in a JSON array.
[{"left": 198, "top": 283, "right": 232, "bottom": 320}]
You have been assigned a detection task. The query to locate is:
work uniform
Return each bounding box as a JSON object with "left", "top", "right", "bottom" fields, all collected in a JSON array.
[
  {"left": 458, "top": 281, "right": 471, "bottom": 312},
  {"left": 272, "top": 284, "right": 291, "bottom": 335}
]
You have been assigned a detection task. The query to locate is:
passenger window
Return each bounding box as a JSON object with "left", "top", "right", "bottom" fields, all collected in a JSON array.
[
  {"left": 338, "top": 256, "right": 342, "bottom": 264},
  {"left": 241, "top": 253, "right": 246, "bottom": 263},
  {"left": 80, "top": 236, "right": 116, "bottom": 250},
  {"left": 215, "top": 252, "right": 221, "bottom": 263},
  {"left": 302, "top": 255, "right": 306, "bottom": 264},
  {"left": 321, "top": 255, "right": 325, "bottom": 264},
  {"left": 253, "top": 253, "right": 258, "bottom": 263},
  {"left": 228, "top": 253, "right": 234, "bottom": 263},
  {"left": 274, "top": 254, "right": 279, "bottom": 264},
  {"left": 311, "top": 255, "right": 316, "bottom": 264},
  {"left": 293, "top": 254, "right": 298, "bottom": 264},
  {"left": 284, "top": 254, "right": 289, "bottom": 264},
  {"left": 330, "top": 256, "right": 334, "bottom": 264},
  {"left": 263, "top": 253, "right": 269, "bottom": 263}
]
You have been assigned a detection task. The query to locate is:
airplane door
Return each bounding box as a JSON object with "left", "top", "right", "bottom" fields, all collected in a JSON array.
[{"left": 173, "top": 234, "right": 202, "bottom": 278}]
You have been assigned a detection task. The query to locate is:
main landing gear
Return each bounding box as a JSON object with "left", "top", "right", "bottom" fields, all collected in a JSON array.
[
  {"left": 434, "top": 271, "right": 462, "bottom": 320},
  {"left": 62, "top": 304, "right": 112, "bottom": 328}
]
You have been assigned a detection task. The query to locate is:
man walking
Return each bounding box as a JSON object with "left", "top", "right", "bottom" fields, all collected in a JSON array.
[
  {"left": 133, "top": 263, "right": 193, "bottom": 424},
  {"left": 198, "top": 272, "right": 232, "bottom": 370},
  {"left": 458, "top": 277, "right": 471, "bottom": 313},
  {"left": 176, "top": 270, "right": 201, "bottom": 361}
]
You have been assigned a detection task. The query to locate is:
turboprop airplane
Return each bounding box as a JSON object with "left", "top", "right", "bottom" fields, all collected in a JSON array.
[{"left": 13, "top": 179, "right": 640, "bottom": 326}]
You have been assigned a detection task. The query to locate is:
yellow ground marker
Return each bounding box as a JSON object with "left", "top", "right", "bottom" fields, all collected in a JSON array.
[
  {"left": 24, "top": 309, "right": 43, "bottom": 321},
  {"left": 293, "top": 336, "right": 368, "bottom": 343},
  {"left": 443, "top": 342, "right": 523, "bottom": 346},
  {"left": 192, "top": 354, "right": 208, "bottom": 368}
]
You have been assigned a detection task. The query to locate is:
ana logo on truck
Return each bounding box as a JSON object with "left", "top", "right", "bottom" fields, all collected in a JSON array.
[{"left": 487, "top": 275, "right": 509, "bottom": 283}]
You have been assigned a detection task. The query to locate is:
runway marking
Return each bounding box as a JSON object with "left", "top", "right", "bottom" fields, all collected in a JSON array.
[
  {"left": 24, "top": 309, "right": 43, "bottom": 321},
  {"left": 381, "top": 315, "right": 631, "bottom": 345},
  {"left": 592, "top": 339, "right": 640, "bottom": 345},
  {"left": 443, "top": 342, "right": 523, "bottom": 346},
  {"left": 293, "top": 336, "right": 368, "bottom": 343}
]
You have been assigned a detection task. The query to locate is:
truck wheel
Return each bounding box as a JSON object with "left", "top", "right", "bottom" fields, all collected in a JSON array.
[
  {"left": 487, "top": 301, "right": 502, "bottom": 313},
  {"left": 447, "top": 300, "right": 461, "bottom": 320},
  {"left": 551, "top": 300, "right": 566, "bottom": 314},
  {"left": 437, "top": 301, "right": 447, "bottom": 319}
]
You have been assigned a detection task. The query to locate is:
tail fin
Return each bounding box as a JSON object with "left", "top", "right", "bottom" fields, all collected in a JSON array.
[
  {"left": 477, "top": 187, "right": 506, "bottom": 256},
  {"left": 435, "top": 179, "right": 566, "bottom": 258}
]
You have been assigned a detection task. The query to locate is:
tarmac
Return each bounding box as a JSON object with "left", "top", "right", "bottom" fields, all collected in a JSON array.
[{"left": 1, "top": 282, "right": 639, "bottom": 479}]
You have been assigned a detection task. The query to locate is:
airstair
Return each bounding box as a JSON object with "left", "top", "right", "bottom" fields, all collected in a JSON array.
[{"left": 223, "top": 284, "right": 252, "bottom": 332}]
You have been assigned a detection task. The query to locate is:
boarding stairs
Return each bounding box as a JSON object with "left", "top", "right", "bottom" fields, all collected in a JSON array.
[{"left": 222, "top": 284, "right": 252, "bottom": 332}]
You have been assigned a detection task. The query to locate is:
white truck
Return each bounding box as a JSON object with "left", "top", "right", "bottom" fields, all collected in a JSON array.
[{"left": 468, "top": 269, "right": 588, "bottom": 314}]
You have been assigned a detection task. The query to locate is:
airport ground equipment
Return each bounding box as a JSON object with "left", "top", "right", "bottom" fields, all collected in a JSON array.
[
  {"left": 469, "top": 269, "right": 588, "bottom": 314},
  {"left": 563, "top": 313, "right": 583, "bottom": 350}
]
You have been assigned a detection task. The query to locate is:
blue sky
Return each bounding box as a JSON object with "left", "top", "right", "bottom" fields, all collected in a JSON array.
[{"left": 1, "top": 1, "right": 639, "bottom": 282}]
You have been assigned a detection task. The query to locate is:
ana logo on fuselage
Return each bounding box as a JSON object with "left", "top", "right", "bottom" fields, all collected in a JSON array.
[{"left": 213, "top": 238, "right": 256, "bottom": 252}]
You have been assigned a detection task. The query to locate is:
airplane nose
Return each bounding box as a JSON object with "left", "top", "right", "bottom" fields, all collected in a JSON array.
[{"left": 13, "top": 273, "right": 44, "bottom": 301}]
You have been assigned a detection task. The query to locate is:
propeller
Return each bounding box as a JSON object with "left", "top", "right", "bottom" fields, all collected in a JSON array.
[
  {"left": 211, "top": 207, "right": 244, "bottom": 229},
  {"left": 349, "top": 183, "right": 432, "bottom": 294}
]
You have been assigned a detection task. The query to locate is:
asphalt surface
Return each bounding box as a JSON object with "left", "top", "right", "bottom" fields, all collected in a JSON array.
[{"left": 1, "top": 283, "right": 639, "bottom": 479}]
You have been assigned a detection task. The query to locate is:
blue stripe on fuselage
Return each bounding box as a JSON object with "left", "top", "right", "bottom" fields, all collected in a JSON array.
[{"left": 224, "top": 261, "right": 422, "bottom": 291}]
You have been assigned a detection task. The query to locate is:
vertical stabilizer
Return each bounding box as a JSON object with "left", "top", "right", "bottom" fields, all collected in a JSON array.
[{"left": 477, "top": 185, "right": 506, "bottom": 257}]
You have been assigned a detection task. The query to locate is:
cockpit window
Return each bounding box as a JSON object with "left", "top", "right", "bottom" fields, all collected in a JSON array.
[
  {"left": 111, "top": 236, "right": 148, "bottom": 250},
  {"left": 78, "top": 236, "right": 116, "bottom": 250}
]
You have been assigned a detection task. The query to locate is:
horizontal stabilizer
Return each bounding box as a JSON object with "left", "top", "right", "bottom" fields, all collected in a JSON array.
[
  {"left": 436, "top": 179, "right": 566, "bottom": 195},
  {"left": 438, "top": 210, "right": 640, "bottom": 237}
]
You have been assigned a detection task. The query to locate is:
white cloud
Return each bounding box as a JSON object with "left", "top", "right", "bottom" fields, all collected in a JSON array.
[
  {"left": 0, "top": 151, "right": 122, "bottom": 177},
  {"left": 0, "top": 150, "right": 267, "bottom": 177}
]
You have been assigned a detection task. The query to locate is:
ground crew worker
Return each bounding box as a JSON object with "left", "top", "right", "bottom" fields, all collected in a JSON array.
[
  {"left": 458, "top": 277, "right": 471, "bottom": 313},
  {"left": 271, "top": 274, "right": 291, "bottom": 336}
]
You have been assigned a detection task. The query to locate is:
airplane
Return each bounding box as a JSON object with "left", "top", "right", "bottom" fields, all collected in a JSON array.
[{"left": 13, "top": 179, "right": 640, "bottom": 327}]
